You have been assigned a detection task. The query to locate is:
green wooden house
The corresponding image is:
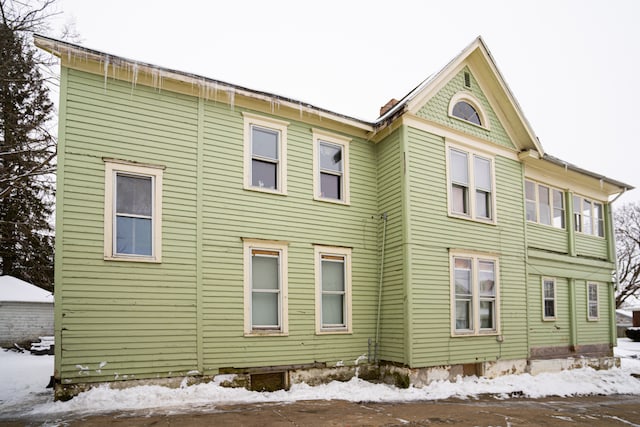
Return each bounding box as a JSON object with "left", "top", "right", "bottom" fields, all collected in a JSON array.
[{"left": 35, "top": 35, "right": 632, "bottom": 397}]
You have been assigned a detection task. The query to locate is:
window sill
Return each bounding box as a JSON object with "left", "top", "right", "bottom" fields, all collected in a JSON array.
[
  {"left": 104, "top": 255, "right": 161, "bottom": 263},
  {"left": 244, "top": 186, "right": 287, "bottom": 196},
  {"left": 244, "top": 331, "right": 288, "bottom": 337},
  {"left": 448, "top": 212, "right": 496, "bottom": 226},
  {"left": 448, "top": 114, "right": 491, "bottom": 132},
  {"left": 316, "top": 329, "right": 352, "bottom": 335},
  {"left": 452, "top": 331, "right": 500, "bottom": 337},
  {"left": 587, "top": 318, "right": 600, "bottom": 322},
  {"left": 314, "top": 196, "right": 350, "bottom": 206},
  {"left": 527, "top": 221, "right": 566, "bottom": 232},
  {"left": 575, "top": 232, "right": 606, "bottom": 240},
  {"left": 542, "top": 317, "right": 557, "bottom": 322}
]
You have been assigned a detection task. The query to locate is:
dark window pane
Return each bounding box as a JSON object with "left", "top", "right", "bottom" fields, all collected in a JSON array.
[
  {"left": 452, "top": 101, "right": 481, "bottom": 125},
  {"left": 476, "top": 190, "right": 490, "bottom": 218},
  {"left": 452, "top": 184, "right": 468, "bottom": 214},
  {"left": 480, "top": 300, "right": 494, "bottom": 329},
  {"left": 116, "top": 175, "right": 152, "bottom": 216},
  {"left": 456, "top": 300, "right": 471, "bottom": 330},
  {"left": 320, "top": 173, "right": 341, "bottom": 200},
  {"left": 544, "top": 300, "right": 555, "bottom": 318},
  {"left": 319, "top": 142, "right": 342, "bottom": 172},
  {"left": 252, "top": 127, "right": 278, "bottom": 160},
  {"left": 252, "top": 159, "right": 277, "bottom": 189},
  {"left": 116, "top": 216, "right": 152, "bottom": 256}
]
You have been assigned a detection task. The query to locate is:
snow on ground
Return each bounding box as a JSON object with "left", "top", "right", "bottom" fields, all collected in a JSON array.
[{"left": 1, "top": 339, "right": 639, "bottom": 420}]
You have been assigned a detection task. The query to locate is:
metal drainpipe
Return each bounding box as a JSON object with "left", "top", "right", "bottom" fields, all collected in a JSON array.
[{"left": 375, "top": 212, "right": 388, "bottom": 362}]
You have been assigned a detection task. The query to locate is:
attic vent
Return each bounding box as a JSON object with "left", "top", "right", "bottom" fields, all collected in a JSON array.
[{"left": 464, "top": 71, "right": 471, "bottom": 88}]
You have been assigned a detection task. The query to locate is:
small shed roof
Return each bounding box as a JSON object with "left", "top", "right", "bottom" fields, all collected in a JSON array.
[{"left": 0, "top": 276, "right": 53, "bottom": 303}]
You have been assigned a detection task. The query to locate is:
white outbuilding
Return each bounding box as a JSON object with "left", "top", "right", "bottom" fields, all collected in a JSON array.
[{"left": 0, "top": 275, "right": 54, "bottom": 348}]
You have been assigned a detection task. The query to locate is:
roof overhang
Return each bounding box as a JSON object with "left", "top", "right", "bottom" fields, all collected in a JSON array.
[{"left": 34, "top": 34, "right": 374, "bottom": 137}]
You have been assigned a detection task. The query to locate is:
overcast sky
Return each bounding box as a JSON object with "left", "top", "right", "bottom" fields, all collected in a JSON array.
[{"left": 49, "top": 0, "right": 639, "bottom": 204}]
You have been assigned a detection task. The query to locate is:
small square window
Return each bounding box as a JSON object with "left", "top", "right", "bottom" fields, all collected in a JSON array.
[
  {"left": 243, "top": 113, "right": 289, "bottom": 195},
  {"left": 104, "top": 160, "right": 163, "bottom": 262},
  {"left": 312, "top": 130, "right": 350, "bottom": 205}
]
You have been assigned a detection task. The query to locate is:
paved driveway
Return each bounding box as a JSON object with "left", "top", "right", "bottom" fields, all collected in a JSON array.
[{"left": 7, "top": 394, "right": 639, "bottom": 426}]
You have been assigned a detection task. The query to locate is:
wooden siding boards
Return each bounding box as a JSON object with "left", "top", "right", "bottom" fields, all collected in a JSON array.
[
  {"left": 376, "top": 129, "right": 406, "bottom": 364},
  {"left": 406, "top": 126, "right": 528, "bottom": 367},
  {"left": 416, "top": 67, "right": 514, "bottom": 150},
  {"left": 54, "top": 49, "right": 621, "bottom": 386}
]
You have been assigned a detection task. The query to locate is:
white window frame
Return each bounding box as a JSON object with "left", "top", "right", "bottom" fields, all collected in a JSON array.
[
  {"left": 243, "top": 112, "right": 289, "bottom": 195},
  {"left": 243, "top": 239, "right": 288, "bottom": 336},
  {"left": 450, "top": 251, "right": 500, "bottom": 336},
  {"left": 104, "top": 159, "right": 163, "bottom": 263},
  {"left": 312, "top": 129, "right": 351, "bottom": 205},
  {"left": 314, "top": 245, "right": 352, "bottom": 334},
  {"left": 446, "top": 142, "right": 496, "bottom": 224},
  {"left": 542, "top": 277, "right": 557, "bottom": 321},
  {"left": 573, "top": 195, "right": 605, "bottom": 237},
  {"left": 448, "top": 92, "right": 490, "bottom": 130},
  {"left": 525, "top": 180, "right": 565, "bottom": 229},
  {"left": 587, "top": 282, "right": 599, "bottom": 321}
]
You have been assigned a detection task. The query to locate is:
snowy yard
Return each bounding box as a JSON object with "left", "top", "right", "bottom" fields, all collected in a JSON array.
[{"left": 1, "top": 340, "right": 639, "bottom": 421}]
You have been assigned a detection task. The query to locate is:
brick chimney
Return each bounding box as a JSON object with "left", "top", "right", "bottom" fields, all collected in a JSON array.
[{"left": 379, "top": 98, "right": 399, "bottom": 117}]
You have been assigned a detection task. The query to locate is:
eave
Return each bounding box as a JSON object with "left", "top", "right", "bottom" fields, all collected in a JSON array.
[{"left": 33, "top": 34, "right": 374, "bottom": 137}]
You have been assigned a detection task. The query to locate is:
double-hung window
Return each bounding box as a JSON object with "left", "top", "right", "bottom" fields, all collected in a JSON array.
[
  {"left": 448, "top": 145, "right": 495, "bottom": 222},
  {"left": 542, "top": 278, "right": 556, "bottom": 320},
  {"left": 587, "top": 283, "right": 599, "bottom": 320},
  {"left": 314, "top": 245, "right": 352, "bottom": 334},
  {"left": 572, "top": 196, "right": 604, "bottom": 237},
  {"left": 451, "top": 252, "right": 499, "bottom": 335},
  {"left": 243, "top": 113, "right": 288, "bottom": 194},
  {"left": 525, "top": 180, "right": 565, "bottom": 229},
  {"left": 312, "top": 130, "right": 350, "bottom": 204},
  {"left": 243, "top": 239, "right": 288, "bottom": 335},
  {"left": 104, "top": 160, "right": 163, "bottom": 262}
]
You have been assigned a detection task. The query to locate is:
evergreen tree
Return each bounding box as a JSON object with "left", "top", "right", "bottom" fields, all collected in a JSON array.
[{"left": 0, "top": 0, "right": 56, "bottom": 290}]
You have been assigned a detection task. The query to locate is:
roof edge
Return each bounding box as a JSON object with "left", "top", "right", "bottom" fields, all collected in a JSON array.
[
  {"left": 34, "top": 34, "right": 374, "bottom": 132},
  {"left": 542, "top": 153, "right": 634, "bottom": 192}
]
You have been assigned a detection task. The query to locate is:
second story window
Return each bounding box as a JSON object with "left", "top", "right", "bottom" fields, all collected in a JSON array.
[
  {"left": 312, "top": 129, "right": 351, "bottom": 204},
  {"left": 525, "top": 180, "right": 565, "bottom": 229},
  {"left": 448, "top": 145, "right": 495, "bottom": 222},
  {"left": 573, "top": 195, "right": 604, "bottom": 237},
  {"left": 243, "top": 113, "right": 289, "bottom": 195}
]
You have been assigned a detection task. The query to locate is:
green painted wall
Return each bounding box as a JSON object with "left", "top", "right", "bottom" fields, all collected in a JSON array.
[
  {"left": 57, "top": 68, "right": 380, "bottom": 384},
  {"left": 575, "top": 234, "right": 608, "bottom": 260},
  {"left": 527, "top": 276, "right": 571, "bottom": 348},
  {"left": 405, "top": 126, "right": 528, "bottom": 367},
  {"left": 527, "top": 223, "right": 568, "bottom": 254},
  {"left": 416, "top": 67, "right": 514, "bottom": 149},
  {"left": 376, "top": 129, "right": 406, "bottom": 364}
]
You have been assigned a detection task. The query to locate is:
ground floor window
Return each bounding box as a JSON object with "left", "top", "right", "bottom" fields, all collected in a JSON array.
[
  {"left": 451, "top": 251, "right": 499, "bottom": 335},
  {"left": 243, "top": 239, "right": 289, "bottom": 335},
  {"left": 542, "top": 278, "right": 556, "bottom": 320},
  {"left": 314, "top": 245, "right": 352, "bottom": 334}
]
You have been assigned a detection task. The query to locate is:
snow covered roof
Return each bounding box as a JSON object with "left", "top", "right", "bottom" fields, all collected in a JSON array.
[{"left": 0, "top": 275, "right": 53, "bottom": 303}]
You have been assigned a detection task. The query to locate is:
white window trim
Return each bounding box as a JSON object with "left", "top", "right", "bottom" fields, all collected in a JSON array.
[
  {"left": 448, "top": 92, "right": 490, "bottom": 130},
  {"left": 243, "top": 239, "right": 289, "bottom": 336},
  {"left": 312, "top": 129, "right": 351, "bottom": 205},
  {"left": 587, "top": 282, "right": 599, "bottom": 321},
  {"left": 104, "top": 159, "right": 163, "bottom": 263},
  {"left": 314, "top": 245, "right": 352, "bottom": 335},
  {"left": 445, "top": 141, "right": 497, "bottom": 224},
  {"left": 243, "top": 112, "right": 289, "bottom": 195},
  {"left": 573, "top": 195, "right": 605, "bottom": 238},
  {"left": 542, "top": 277, "right": 557, "bottom": 321},
  {"left": 525, "top": 180, "right": 565, "bottom": 229},
  {"left": 449, "top": 250, "right": 500, "bottom": 337}
]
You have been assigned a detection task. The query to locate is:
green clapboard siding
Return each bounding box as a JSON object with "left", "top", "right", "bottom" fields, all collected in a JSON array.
[
  {"left": 527, "top": 276, "right": 571, "bottom": 348},
  {"left": 526, "top": 223, "right": 568, "bottom": 254},
  {"left": 575, "top": 281, "right": 613, "bottom": 345},
  {"left": 406, "top": 126, "right": 528, "bottom": 367},
  {"left": 575, "top": 234, "right": 608, "bottom": 260},
  {"left": 198, "top": 100, "right": 379, "bottom": 372},
  {"left": 376, "top": 129, "right": 406, "bottom": 364}
]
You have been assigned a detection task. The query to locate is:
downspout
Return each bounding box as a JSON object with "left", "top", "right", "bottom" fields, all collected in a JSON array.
[
  {"left": 374, "top": 212, "right": 388, "bottom": 362},
  {"left": 607, "top": 188, "right": 627, "bottom": 349}
]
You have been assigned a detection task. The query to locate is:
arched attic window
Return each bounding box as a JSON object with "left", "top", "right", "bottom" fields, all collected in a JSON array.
[{"left": 448, "top": 93, "right": 489, "bottom": 129}]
